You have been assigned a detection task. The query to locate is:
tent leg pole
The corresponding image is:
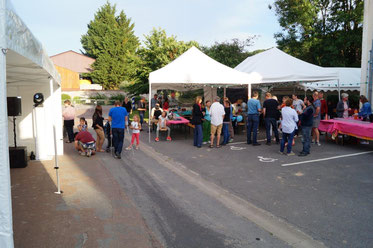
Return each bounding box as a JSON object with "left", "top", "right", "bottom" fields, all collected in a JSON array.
[
  {"left": 50, "top": 79, "right": 62, "bottom": 194},
  {"left": 53, "top": 125, "right": 62, "bottom": 194},
  {"left": 224, "top": 87, "right": 226, "bottom": 99},
  {"left": 148, "top": 83, "right": 151, "bottom": 143},
  {"left": 248, "top": 83, "right": 252, "bottom": 99},
  {"left": 337, "top": 79, "right": 341, "bottom": 100}
]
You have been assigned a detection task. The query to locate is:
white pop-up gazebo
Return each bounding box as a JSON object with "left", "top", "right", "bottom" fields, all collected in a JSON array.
[
  {"left": 1, "top": 0, "right": 62, "bottom": 247},
  {"left": 148, "top": 46, "right": 252, "bottom": 141},
  {"left": 302, "top": 67, "right": 361, "bottom": 92},
  {"left": 149, "top": 46, "right": 252, "bottom": 90},
  {"left": 235, "top": 47, "right": 339, "bottom": 94}
]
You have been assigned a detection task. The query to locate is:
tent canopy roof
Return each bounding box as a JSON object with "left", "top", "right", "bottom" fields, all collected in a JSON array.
[
  {"left": 302, "top": 67, "right": 361, "bottom": 92},
  {"left": 235, "top": 47, "right": 338, "bottom": 84},
  {"left": 149, "top": 46, "right": 252, "bottom": 91},
  {"left": 5, "top": 0, "right": 61, "bottom": 86}
]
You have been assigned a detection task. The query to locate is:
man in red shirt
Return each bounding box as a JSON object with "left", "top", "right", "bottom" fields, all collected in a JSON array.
[{"left": 75, "top": 131, "right": 96, "bottom": 155}]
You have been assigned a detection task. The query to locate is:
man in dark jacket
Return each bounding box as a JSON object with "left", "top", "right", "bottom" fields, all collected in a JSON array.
[
  {"left": 336, "top": 93, "right": 350, "bottom": 118},
  {"left": 299, "top": 96, "right": 315, "bottom": 156}
]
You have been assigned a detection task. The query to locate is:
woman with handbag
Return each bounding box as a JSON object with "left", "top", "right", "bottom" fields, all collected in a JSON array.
[
  {"left": 192, "top": 96, "right": 204, "bottom": 148},
  {"left": 92, "top": 105, "right": 105, "bottom": 152}
]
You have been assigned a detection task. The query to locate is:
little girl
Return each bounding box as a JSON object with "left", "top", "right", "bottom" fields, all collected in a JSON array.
[
  {"left": 155, "top": 111, "right": 171, "bottom": 142},
  {"left": 77, "top": 117, "right": 87, "bottom": 132},
  {"left": 126, "top": 115, "right": 141, "bottom": 150}
]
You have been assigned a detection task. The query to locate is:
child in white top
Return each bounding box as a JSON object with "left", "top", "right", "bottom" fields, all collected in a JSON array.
[
  {"left": 126, "top": 115, "right": 141, "bottom": 150},
  {"left": 155, "top": 111, "right": 171, "bottom": 142}
]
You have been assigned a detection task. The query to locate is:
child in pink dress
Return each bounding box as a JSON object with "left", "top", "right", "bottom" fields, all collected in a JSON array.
[{"left": 126, "top": 115, "right": 141, "bottom": 150}]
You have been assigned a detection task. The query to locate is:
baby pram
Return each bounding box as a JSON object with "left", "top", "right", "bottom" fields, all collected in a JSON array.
[{"left": 104, "top": 121, "right": 113, "bottom": 153}]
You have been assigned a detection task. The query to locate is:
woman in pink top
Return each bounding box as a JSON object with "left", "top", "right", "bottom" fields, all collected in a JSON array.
[{"left": 62, "top": 100, "right": 76, "bottom": 143}]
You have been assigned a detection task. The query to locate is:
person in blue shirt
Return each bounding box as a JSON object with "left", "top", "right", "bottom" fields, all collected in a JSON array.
[
  {"left": 108, "top": 101, "right": 128, "bottom": 159},
  {"left": 357, "top": 95, "right": 372, "bottom": 119},
  {"left": 246, "top": 91, "right": 261, "bottom": 146}
]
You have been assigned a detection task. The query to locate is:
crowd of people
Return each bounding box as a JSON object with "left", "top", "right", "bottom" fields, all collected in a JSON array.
[
  {"left": 62, "top": 99, "right": 140, "bottom": 159},
  {"left": 187, "top": 91, "right": 372, "bottom": 156},
  {"left": 62, "top": 91, "right": 372, "bottom": 158}
]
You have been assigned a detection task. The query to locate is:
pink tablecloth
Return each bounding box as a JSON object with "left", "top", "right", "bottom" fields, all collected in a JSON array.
[
  {"left": 319, "top": 118, "right": 373, "bottom": 140},
  {"left": 167, "top": 116, "right": 189, "bottom": 125}
]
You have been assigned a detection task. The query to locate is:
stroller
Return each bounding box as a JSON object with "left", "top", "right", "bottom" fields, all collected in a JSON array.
[{"left": 104, "top": 121, "right": 113, "bottom": 153}]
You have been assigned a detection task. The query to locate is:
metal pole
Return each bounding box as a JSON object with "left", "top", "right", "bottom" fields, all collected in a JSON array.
[
  {"left": 148, "top": 82, "right": 151, "bottom": 143},
  {"left": 53, "top": 126, "right": 62, "bottom": 194},
  {"left": 50, "top": 79, "right": 62, "bottom": 194},
  {"left": 337, "top": 79, "right": 341, "bottom": 100},
  {"left": 248, "top": 83, "right": 252, "bottom": 99}
]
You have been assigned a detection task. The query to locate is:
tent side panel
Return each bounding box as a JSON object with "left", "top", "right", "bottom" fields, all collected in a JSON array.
[{"left": 0, "top": 0, "right": 14, "bottom": 247}]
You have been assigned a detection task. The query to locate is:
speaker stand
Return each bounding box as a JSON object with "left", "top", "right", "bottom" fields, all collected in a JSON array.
[{"left": 12, "top": 116, "right": 17, "bottom": 148}]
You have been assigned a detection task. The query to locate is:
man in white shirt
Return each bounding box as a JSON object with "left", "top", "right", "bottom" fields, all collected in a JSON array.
[
  {"left": 280, "top": 99, "right": 299, "bottom": 155},
  {"left": 209, "top": 97, "right": 225, "bottom": 147}
]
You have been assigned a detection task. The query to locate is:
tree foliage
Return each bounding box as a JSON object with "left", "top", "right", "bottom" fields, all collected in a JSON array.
[
  {"left": 81, "top": 2, "right": 139, "bottom": 89},
  {"left": 201, "top": 37, "right": 261, "bottom": 68},
  {"left": 271, "top": 0, "right": 364, "bottom": 67},
  {"left": 124, "top": 28, "right": 199, "bottom": 95}
]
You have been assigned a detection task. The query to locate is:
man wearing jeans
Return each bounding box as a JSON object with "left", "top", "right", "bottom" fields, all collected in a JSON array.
[
  {"left": 109, "top": 101, "right": 128, "bottom": 159},
  {"left": 246, "top": 91, "right": 261, "bottom": 146},
  {"left": 137, "top": 97, "right": 146, "bottom": 128},
  {"left": 299, "top": 96, "right": 314, "bottom": 156},
  {"left": 312, "top": 91, "right": 321, "bottom": 146},
  {"left": 263, "top": 92, "right": 279, "bottom": 145}
]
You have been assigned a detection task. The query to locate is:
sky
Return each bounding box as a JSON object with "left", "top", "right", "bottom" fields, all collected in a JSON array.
[{"left": 11, "top": 0, "right": 282, "bottom": 56}]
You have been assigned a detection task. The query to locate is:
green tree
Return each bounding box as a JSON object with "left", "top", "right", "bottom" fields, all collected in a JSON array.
[
  {"left": 124, "top": 28, "right": 199, "bottom": 95},
  {"left": 201, "top": 37, "right": 260, "bottom": 68},
  {"left": 81, "top": 2, "right": 139, "bottom": 89},
  {"left": 271, "top": 0, "right": 363, "bottom": 67}
]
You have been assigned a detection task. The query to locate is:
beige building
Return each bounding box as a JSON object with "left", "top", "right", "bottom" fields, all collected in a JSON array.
[
  {"left": 51, "top": 50, "right": 96, "bottom": 91},
  {"left": 361, "top": 0, "right": 373, "bottom": 102}
]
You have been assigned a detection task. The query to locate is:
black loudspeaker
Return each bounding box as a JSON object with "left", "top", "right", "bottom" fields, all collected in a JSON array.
[
  {"left": 7, "top": 97, "right": 22, "bottom": 116},
  {"left": 9, "top": 147, "right": 28, "bottom": 168}
]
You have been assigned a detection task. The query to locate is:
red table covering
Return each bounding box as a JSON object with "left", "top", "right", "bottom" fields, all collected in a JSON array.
[
  {"left": 319, "top": 118, "right": 373, "bottom": 140},
  {"left": 167, "top": 116, "right": 190, "bottom": 125}
]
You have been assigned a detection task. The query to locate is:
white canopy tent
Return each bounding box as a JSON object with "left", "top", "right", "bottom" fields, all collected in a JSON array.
[
  {"left": 302, "top": 67, "right": 361, "bottom": 92},
  {"left": 149, "top": 46, "right": 252, "bottom": 90},
  {"left": 235, "top": 47, "right": 339, "bottom": 92},
  {"left": 1, "top": 0, "right": 61, "bottom": 247},
  {"left": 148, "top": 46, "right": 252, "bottom": 141}
]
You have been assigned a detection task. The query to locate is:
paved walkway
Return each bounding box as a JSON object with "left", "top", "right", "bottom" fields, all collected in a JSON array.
[{"left": 11, "top": 142, "right": 162, "bottom": 248}]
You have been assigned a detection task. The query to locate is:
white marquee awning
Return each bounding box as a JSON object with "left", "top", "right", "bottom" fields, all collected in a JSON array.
[
  {"left": 1, "top": 1, "right": 61, "bottom": 247},
  {"left": 235, "top": 47, "right": 339, "bottom": 84},
  {"left": 149, "top": 46, "right": 252, "bottom": 91}
]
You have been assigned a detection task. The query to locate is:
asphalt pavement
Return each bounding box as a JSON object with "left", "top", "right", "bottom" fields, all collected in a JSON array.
[
  {"left": 75, "top": 106, "right": 373, "bottom": 248},
  {"left": 99, "top": 140, "right": 292, "bottom": 248},
  {"left": 141, "top": 125, "right": 373, "bottom": 248}
]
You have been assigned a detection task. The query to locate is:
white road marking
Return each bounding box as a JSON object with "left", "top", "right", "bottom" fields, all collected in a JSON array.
[
  {"left": 230, "top": 146, "right": 246, "bottom": 151},
  {"left": 282, "top": 151, "right": 373, "bottom": 167},
  {"left": 258, "top": 156, "right": 278, "bottom": 162},
  {"left": 228, "top": 139, "right": 267, "bottom": 146}
]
